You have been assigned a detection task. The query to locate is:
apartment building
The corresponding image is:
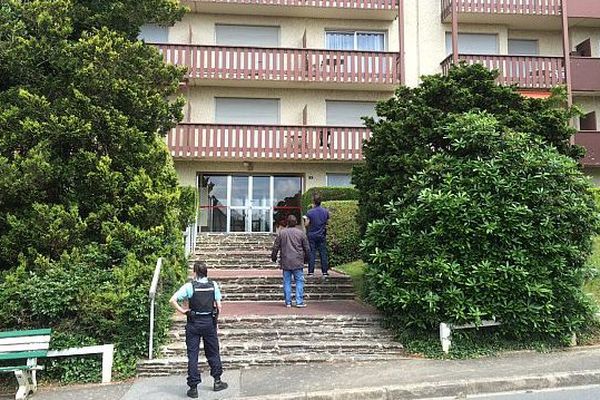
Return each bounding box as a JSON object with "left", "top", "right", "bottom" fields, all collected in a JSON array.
[{"left": 141, "top": 0, "right": 600, "bottom": 233}]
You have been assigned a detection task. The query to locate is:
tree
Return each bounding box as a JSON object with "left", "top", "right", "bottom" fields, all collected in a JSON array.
[
  {"left": 352, "top": 64, "right": 582, "bottom": 232},
  {"left": 0, "top": 0, "right": 190, "bottom": 378},
  {"left": 362, "top": 109, "right": 598, "bottom": 341}
]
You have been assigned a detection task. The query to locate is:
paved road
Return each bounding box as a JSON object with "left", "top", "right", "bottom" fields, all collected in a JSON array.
[{"left": 427, "top": 384, "right": 600, "bottom": 399}]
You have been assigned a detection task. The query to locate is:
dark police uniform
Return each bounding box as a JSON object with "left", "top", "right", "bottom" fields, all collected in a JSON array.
[{"left": 174, "top": 277, "right": 223, "bottom": 388}]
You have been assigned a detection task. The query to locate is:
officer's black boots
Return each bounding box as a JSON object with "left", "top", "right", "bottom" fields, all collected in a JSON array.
[
  {"left": 214, "top": 379, "right": 228, "bottom": 392},
  {"left": 186, "top": 386, "right": 198, "bottom": 398}
]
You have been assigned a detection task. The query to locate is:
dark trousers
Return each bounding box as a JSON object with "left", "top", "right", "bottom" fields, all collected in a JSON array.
[
  {"left": 185, "top": 315, "right": 223, "bottom": 387},
  {"left": 308, "top": 235, "right": 329, "bottom": 274}
]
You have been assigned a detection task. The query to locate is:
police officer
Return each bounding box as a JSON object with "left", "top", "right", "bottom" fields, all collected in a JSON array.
[{"left": 170, "top": 261, "right": 228, "bottom": 398}]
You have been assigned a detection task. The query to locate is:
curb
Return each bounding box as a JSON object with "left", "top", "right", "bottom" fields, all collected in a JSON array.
[{"left": 225, "top": 370, "right": 600, "bottom": 400}]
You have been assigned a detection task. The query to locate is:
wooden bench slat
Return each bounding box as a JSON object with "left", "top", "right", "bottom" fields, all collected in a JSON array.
[
  {"left": 0, "top": 329, "right": 51, "bottom": 339},
  {"left": 0, "top": 343, "right": 50, "bottom": 353},
  {"left": 0, "top": 365, "right": 35, "bottom": 372},
  {"left": 0, "top": 336, "right": 51, "bottom": 346},
  {"left": 0, "top": 350, "right": 48, "bottom": 361}
]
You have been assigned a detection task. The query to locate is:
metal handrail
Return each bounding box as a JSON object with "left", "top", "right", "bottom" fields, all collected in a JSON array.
[{"left": 148, "top": 257, "right": 163, "bottom": 360}]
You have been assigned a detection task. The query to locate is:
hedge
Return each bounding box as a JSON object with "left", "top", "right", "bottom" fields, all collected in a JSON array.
[
  {"left": 322, "top": 200, "right": 360, "bottom": 267},
  {"left": 302, "top": 187, "right": 359, "bottom": 213}
]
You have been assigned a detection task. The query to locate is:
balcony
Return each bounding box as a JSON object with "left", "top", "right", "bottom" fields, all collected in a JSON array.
[
  {"left": 571, "top": 57, "right": 600, "bottom": 93},
  {"left": 441, "top": 0, "right": 562, "bottom": 28},
  {"left": 567, "top": 0, "right": 600, "bottom": 19},
  {"left": 155, "top": 44, "right": 400, "bottom": 90},
  {"left": 182, "top": 0, "right": 398, "bottom": 20},
  {"left": 441, "top": 54, "right": 565, "bottom": 90},
  {"left": 167, "top": 123, "right": 371, "bottom": 162},
  {"left": 575, "top": 131, "right": 600, "bottom": 166}
]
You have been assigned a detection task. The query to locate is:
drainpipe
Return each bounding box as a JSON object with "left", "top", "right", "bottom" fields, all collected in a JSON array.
[
  {"left": 451, "top": 0, "right": 459, "bottom": 64},
  {"left": 561, "top": 0, "right": 573, "bottom": 107},
  {"left": 398, "top": 0, "right": 405, "bottom": 85},
  {"left": 560, "top": 0, "right": 574, "bottom": 145}
]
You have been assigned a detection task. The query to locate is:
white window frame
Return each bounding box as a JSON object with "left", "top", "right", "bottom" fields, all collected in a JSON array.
[
  {"left": 508, "top": 38, "right": 539, "bottom": 56},
  {"left": 445, "top": 32, "right": 499, "bottom": 55},
  {"left": 214, "top": 97, "right": 281, "bottom": 125},
  {"left": 326, "top": 173, "right": 353, "bottom": 187},
  {"left": 214, "top": 24, "right": 281, "bottom": 48},
  {"left": 324, "top": 30, "right": 387, "bottom": 51}
]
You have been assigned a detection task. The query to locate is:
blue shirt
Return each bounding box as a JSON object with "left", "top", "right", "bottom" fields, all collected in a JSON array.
[
  {"left": 306, "top": 206, "right": 330, "bottom": 238},
  {"left": 173, "top": 277, "right": 222, "bottom": 303}
]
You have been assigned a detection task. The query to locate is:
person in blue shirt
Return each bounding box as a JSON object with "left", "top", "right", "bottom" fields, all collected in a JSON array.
[
  {"left": 170, "top": 261, "right": 228, "bottom": 398},
  {"left": 304, "top": 193, "right": 330, "bottom": 277}
]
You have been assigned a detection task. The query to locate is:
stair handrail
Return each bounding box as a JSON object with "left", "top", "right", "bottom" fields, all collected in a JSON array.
[{"left": 148, "top": 257, "right": 163, "bottom": 360}]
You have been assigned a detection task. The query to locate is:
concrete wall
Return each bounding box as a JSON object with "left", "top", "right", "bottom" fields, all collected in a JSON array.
[
  {"left": 174, "top": 160, "right": 353, "bottom": 189},
  {"left": 182, "top": 87, "right": 391, "bottom": 124},
  {"left": 168, "top": 13, "right": 399, "bottom": 51}
]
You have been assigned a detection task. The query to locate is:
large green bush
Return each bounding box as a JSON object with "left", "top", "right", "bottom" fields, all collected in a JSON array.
[
  {"left": 322, "top": 200, "right": 360, "bottom": 267},
  {"left": 363, "top": 112, "right": 598, "bottom": 342},
  {"left": 353, "top": 64, "right": 583, "bottom": 233},
  {"left": 302, "top": 186, "right": 359, "bottom": 212},
  {"left": 0, "top": 0, "right": 188, "bottom": 381}
]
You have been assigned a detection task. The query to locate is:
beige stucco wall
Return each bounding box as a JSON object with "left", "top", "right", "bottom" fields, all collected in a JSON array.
[
  {"left": 182, "top": 87, "right": 392, "bottom": 125},
  {"left": 174, "top": 160, "right": 354, "bottom": 189},
  {"left": 508, "top": 30, "right": 562, "bottom": 56},
  {"left": 168, "top": 13, "right": 398, "bottom": 51}
]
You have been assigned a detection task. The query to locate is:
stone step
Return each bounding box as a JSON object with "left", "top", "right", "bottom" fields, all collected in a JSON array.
[
  {"left": 171, "top": 314, "right": 384, "bottom": 330},
  {"left": 137, "top": 353, "right": 408, "bottom": 376},
  {"left": 159, "top": 339, "right": 404, "bottom": 358},
  {"left": 219, "top": 284, "right": 354, "bottom": 294},
  {"left": 168, "top": 326, "right": 395, "bottom": 342},
  {"left": 191, "top": 263, "right": 280, "bottom": 269},
  {"left": 222, "top": 292, "right": 356, "bottom": 301}
]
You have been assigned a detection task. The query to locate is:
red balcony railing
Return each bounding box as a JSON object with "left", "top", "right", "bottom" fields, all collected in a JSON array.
[
  {"left": 575, "top": 131, "right": 600, "bottom": 166},
  {"left": 167, "top": 123, "right": 371, "bottom": 161},
  {"left": 156, "top": 44, "right": 400, "bottom": 85},
  {"left": 441, "top": 54, "right": 565, "bottom": 89},
  {"left": 442, "top": 0, "right": 562, "bottom": 20},
  {"left": 184, "top": 0, "right": 397, "bottom": 10}
]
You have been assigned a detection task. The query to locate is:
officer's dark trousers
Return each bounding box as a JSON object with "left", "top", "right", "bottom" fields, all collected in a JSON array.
[{"left": 185, "top": 315, "right": 223, "bottom": 387}]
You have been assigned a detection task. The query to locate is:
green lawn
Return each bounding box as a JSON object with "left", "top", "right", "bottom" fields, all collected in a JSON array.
[
  {"left": 334, "top": 260, "right": 366, "bottom": 298},
  {"left": 584, "top": 237, "right": 600, "bottom": 304}
]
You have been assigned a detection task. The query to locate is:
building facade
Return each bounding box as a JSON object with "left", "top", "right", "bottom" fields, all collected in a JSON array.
[{"left": 141, "top": 0, "right": 600, "bottom": 233}]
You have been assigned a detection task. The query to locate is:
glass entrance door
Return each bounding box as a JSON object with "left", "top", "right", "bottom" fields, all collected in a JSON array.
[{"left": 199, "top": 174, "right": 302, "bottom": 233}]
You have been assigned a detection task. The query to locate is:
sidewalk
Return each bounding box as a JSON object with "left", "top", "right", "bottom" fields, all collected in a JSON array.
[{"left": 23, "top": 346, "right": 600, "bottom": 400}]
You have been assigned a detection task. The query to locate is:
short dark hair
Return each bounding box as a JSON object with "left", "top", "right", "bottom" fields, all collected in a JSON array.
[
  {"left": 287, "top": 214, "right": 298, "bottom": 227},
  {"left": 313, "top": 193, "right": 322, "bottom": 206},
  {"left": 193, "top": 261, "right": 208, "bottom": 278}
]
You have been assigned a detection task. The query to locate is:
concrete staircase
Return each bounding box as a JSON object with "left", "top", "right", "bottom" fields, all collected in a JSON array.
[{"left": 137, "top": 233, "right": 406, "bottom": 376}]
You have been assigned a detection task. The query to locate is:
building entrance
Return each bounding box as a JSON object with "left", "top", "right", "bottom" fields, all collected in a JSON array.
[{"left": 198, "top": 174, "right": 302, "bottom": 233}]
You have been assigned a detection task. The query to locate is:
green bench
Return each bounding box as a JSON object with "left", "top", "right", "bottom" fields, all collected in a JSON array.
[
  {"left": 0, "top": 329, "right": 114, "bottom": 400},
  {"left": 0, "top": 329, "right": 51, "bottom": 400}
]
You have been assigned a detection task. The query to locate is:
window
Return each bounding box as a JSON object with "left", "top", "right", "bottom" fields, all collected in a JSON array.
[
  {"left": 326, "top": 31, "right": 385, "bottom": 51},
  {"left": 215, "top": 98, "right": 280, "bottom": 124},
  {"left": 326, "top": 173, "right": 353, "bottom": 187},
  {"left": 326, "top": 101, "right": 377, "bottom": 126},
  {"left": 445, "top": 33, "right": 498, "bottom": 55},
  {"left": 138, "top": 24, "right": 168, "bottom": 43},
  {"left": 216, "top": 25, "right": 280, "bottom": 47},
  {"left": 508, "top": 39, "right": 539, "bottom": 55},
  {"left": 580, "top": 111, "right": 597, "bottom": 131}
]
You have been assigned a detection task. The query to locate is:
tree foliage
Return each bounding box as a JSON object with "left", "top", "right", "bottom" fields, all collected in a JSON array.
[
  {"left": 363, "top": 110, "right": 598, "bottom": 341},
  {"left": 0, "top": 0, "right": 189, "bottom": 379},
  {"left": 353, "top": 64, "right": 583, "bottom": 232}
]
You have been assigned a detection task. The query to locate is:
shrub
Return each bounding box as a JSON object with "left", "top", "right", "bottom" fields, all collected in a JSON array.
[
  {"left": 363, "top": 112, "right": 599, "bottom": 342},
  {"left": 353, "top": 64, "right": 583, "bottom": 233},
  {"left": 302, "top": 187, "right": 359, "bottom": 213},
  {"left": 322, "top": 200, "right": 360, "bottom": 267},
  {"left": 0, "top": 0, "right": 188, "bottom": 382},
  {"left": 178, "top": 186, "right": 198, "bottom": 229}
]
